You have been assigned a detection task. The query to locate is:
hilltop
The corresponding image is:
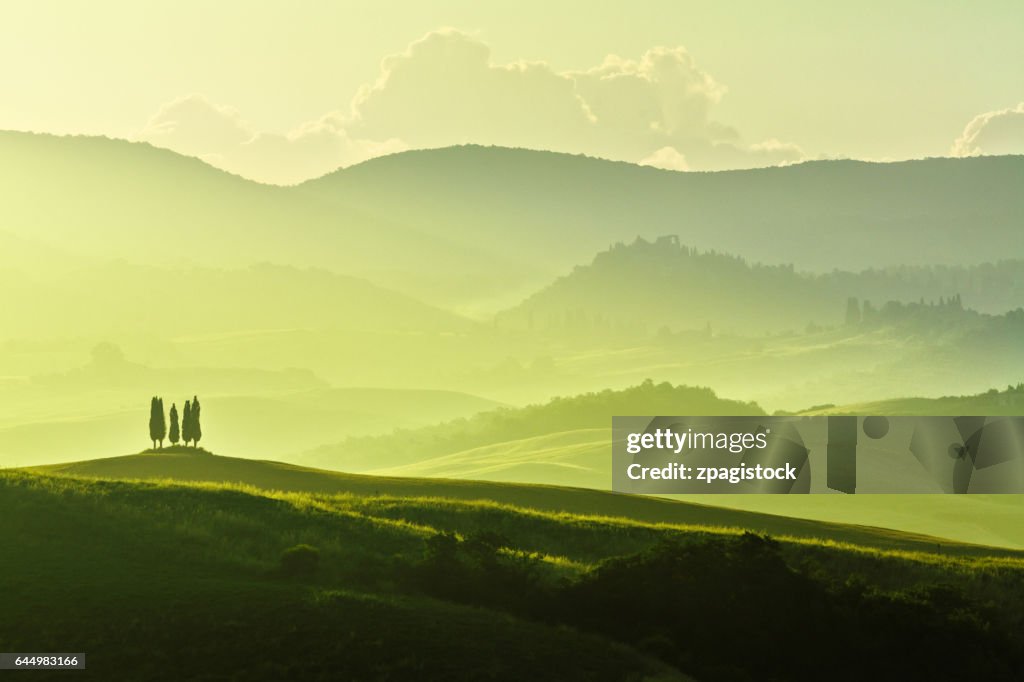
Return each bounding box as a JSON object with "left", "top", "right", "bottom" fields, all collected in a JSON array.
[
  {"left": 0, "top": 386, "right": 501, "bottom": 467},
  {"left": 26, "top": 448, "right": 1022, "bottom": 556}
]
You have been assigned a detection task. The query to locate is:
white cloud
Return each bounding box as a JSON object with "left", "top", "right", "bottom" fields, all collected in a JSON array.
[
  {"left": 137, "top": 95, "right": 406, "bottom": 185},
  {"left": 139, "top": 94, "right": 252, "bottom": 159},
  {"left": 952, "top": 103, "right": 1024, "bottom": 157},
  {"left": 349, "top": 28, "right": 596, "bottom": 153},
  {"left": 639, "top": 146, "right": 690, "bottom": 171},
  {"left": 136, "top": 30, "right": 804, "bottom": 184}
]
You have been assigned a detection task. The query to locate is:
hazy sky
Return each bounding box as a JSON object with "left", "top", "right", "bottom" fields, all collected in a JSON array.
[{"left": 3, "top": 1, "right": 1023, "bottom": 183}]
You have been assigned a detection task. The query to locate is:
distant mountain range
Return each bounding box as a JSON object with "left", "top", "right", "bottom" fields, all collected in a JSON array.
[{"left": 4, "top": 131, "right": 1024, "bottom": 310}]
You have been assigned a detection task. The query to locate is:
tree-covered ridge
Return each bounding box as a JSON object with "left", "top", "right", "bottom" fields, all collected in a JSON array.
[
  {"left": 498, "top": 236, "right": 1024, "bottom": 337},
  {"left": 303, "top": 380, "right": 763, "bottom": 471}
]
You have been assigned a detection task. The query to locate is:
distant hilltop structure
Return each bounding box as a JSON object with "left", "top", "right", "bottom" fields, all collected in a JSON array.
[{"left": 148, "top": 395, "right": 203, "bottom": 450}]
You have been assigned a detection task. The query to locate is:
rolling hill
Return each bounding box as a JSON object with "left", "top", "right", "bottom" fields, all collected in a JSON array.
[
  {"left": 299, "top": 381, "right": 764, "bottom": 472},
  {"left": 304, "top": 145, "right": 1024, "bottom": 282},
  {"left": 798, "top": 382, "right": 1024, "bottom": 416},
  {"left": 27, "top": 448, "right": 1023, "bottom": 556},
  {"left": 1, "top": 260, "right": 472, "bottom": 339},
  {"left": 496, "top": 236, "right": 1024, "bottom": 336},
  {"left": 292, "top": 382, "right": 1024, "bottom": 549},
  {"left": 0, "top": 386, "right": 501, "bottom": 467},
  {"left": 0, "top": 131, "right": 528, "bottom": 307},
  {"left": 9, "top": 450, "right": 1024, "bottom": 679},
  {"left": 0, "top": 465, "right": 688, "bottom": 681},
  {"left": 6, "top": 131, "right": 1024, "bottom": 311}
]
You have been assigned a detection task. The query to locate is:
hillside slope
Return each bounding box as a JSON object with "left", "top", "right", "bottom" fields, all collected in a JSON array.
[
  {"left": 307, "top": 146, "right": 1024, "bottom": 277},
  {"left": 30, "top": 449, "right": 1022, "bottom": 557},
  {"left": 6, "top": 132, "right": 1024, "bottom": 310},
  {"left": 0, "top": 131, "right": 525, "bottom": 301},
  {"left": 0, "top": 469, "right": 686, "bottom": 681},
  {"left": 9, "top": 467, "right": 1024, "bottom": 679},
  {"left": 496, "top": 237, "right": 1024, "bottom": 336}
]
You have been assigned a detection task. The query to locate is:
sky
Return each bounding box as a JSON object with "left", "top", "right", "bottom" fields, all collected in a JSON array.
[{"left": 2, "top": 1, "right": 1023, "bottom": 184}]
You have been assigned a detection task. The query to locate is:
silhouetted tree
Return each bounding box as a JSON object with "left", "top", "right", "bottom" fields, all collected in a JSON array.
[
  {"left": 168, "top": 403, "right": 180, "bottom": 446},
  {"left": 182, "top": 400, "right": 193, "bottom": 446},
  {"left": 192, "top": 395, "right": 202, "bottom": 447},
  {"left": 157, "top": 397, "right": 166, "bottom": 447},
  {"left": 148, "top": 396, "right": 166, "bottom": 449},
  {"left": 148, "top": 397, "right": 158, "bottom": 449},
  {"left": 845, "top": 297, "right": 861, "bottom": 326}
]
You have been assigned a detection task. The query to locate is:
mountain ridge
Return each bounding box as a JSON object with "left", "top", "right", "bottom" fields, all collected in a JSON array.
[{"left": 5, "top": 131, "right": 1024, "bottom": 312}]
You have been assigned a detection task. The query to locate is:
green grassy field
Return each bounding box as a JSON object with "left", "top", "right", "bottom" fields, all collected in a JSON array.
[
  {"left": 31, "top": 449, "right": 1020, "bottom": 557},
  {"left": 6, "top": 450, "right": 1024, "bottom": 680},
  {"left": 0, "top": 467, "right": 681, "bottom": 681}
]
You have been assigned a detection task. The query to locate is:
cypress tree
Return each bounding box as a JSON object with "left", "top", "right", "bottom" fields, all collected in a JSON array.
[
  {"left": 156, "top": 397, "right": 167, "bottom": 448},
  {"left": 168, "top": 403, "right": 180, "bottom": 446},
  {"left": 148, "top": 396, "right": 160, "bottom": 449},
  {"left": 182, "top": 400, "right": 193, "bottom": 446},
  {"left": 192, "top": 395, "right": 202, "bottom": 448}
]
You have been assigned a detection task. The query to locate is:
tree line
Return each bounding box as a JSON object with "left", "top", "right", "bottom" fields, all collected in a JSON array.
[{"left": 148, "top": 396, "right": 202, "bottom": 449}]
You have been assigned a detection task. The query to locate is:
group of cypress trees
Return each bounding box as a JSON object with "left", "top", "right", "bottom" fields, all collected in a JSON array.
[{"left": 148, "top": 396, "right": 202, "bottom": 449}]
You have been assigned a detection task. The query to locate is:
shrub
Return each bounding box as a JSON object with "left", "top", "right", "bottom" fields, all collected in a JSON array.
[{"left": 279, "top": 544, "right": 320, "bottom": 578}]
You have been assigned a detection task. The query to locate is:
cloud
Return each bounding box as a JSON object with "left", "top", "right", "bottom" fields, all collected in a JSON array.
[
  {"left": 569, "top": 47, "right": 732, "bottom": 162},
  {"left": 639, "top": 146, "right": 690, "bottom": 171},
  {"left": 137, "top": 95, "right": 406, "bottom": 185},
  {"left": 139, "top": 95, "right": 252, "bottom": 159},
  {"left": 952, "top": 103, "right": 1024, "bottom": 157},
  {"left": 349, "top": 28, "right": 596, "bottom": 153},
  {"left": 350, "top": 30, "right": 797, "bottom": 171},
  {"left": 136, "top": 30, "right": 803, "bottom": 184}
]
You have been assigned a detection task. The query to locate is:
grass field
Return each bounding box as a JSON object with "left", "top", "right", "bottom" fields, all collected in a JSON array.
[
  {"left": 6, "top": 449, "right": 1024, "bottom": 680},
  {"left": 29, "top": 448, "right": 1021, "bottom": 556}
]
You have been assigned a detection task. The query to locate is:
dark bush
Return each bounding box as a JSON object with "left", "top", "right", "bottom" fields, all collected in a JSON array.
[
  {"left": 279, "top": 544, "right": 320, "bottom": 578},
  {"left": 550, "top": 533, "right": 1020, "bottom": 682},
  {"left": 404, "top": 531, "right": 546, "bottom": 613}
]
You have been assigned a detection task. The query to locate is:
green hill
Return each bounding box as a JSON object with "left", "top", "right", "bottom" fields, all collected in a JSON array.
[
  {"left": 1, "top": 261, "right": 472, "bottom": 339},
  {"left": 300, "top": 381, "right": 764, "bottom": 472},
  {"left": 0, "top": 131, "right": 526, "bottom": 307},
  {"left": 370, "top": 428, "right": 610, "bottom": 487},
  {"left": 5, "top": 456, "right": 1024, "bottom": 679},
  {"left": 0, "top": 386, "right": 501, "bottom": 467},
  {"left": 290, "top": 382, "right": 1024, "bottom": 550},
  {"left": 6, "top": 132, "right": 1024, "bottom": 311},
  {"left": 497, "top": 237, "right": 1024, "bottom": 336},
  {"left": 798, "top": 383, "right": 1024, "bottom": 416},
  {"left": 306, "top": 146, "right": 1024, "bottom": 284},
  {"left": 0, "top": 467, "right": 684, "bottom": 681},
  {"left": 29, "top": 449, "right": 1019, "bottom": 557}
]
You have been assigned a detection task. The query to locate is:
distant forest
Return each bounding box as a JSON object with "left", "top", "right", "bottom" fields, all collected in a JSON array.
[{"left": 498, "top": 236, "right": 1024, "bottom": 337}]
